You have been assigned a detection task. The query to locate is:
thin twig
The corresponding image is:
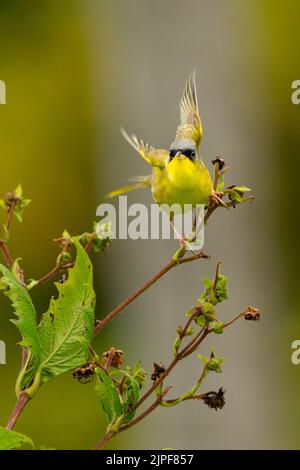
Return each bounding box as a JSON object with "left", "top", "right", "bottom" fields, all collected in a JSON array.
[
  {"left": 212, "top": 260, "right": 222, "bottom": 293},
  {"left": 93, "top": 251, "right": 209, "bottom": 336},
  {"left": 93, "top": 386, "right": 172, "bottom": 450},
  {"left": 105, "top": 347, "right": 115, "bottom": 370},
  {"left": 213, "top": 162, "right": 220, "bottom": 191},
  {"left": 0, "top": 240, "right": 13, "bottom": 268},
  {"left": 6, "top": 203, "right": 16, "bottom": 234},
  {"left": 221, "top": 311, "right": 246, "bottom": 329}
]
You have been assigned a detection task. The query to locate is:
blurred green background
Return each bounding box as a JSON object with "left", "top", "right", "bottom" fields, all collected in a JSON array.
[{"left": 0, "top": 0, "right": 299, "bottom": 449}]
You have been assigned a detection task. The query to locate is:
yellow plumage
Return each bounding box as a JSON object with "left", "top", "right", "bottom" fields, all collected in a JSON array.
[{"left": 107, "top": 72, "right": 213, "bottom": 210}]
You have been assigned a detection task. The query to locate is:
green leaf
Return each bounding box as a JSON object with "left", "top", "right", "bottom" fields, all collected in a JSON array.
[
  {"left": 217, "top": 174, "right": 224, "bottom": 192},
  {"left": 173, "top": 332, "right": 182, "bottom": 356},
  {"left": 186, "top": 327, "right": 194, "bottom": 336},
  {"left": 95, "top": 368, "right": 124, "bottom": 428},
  {"left": 126, "top": 361, "right": 147, "bottom": 389},
  {"left": 93, "top": 221, "right": 113, "bottom": 252},
  {"left": 208, "top": 356, "right": 224, "bottom": 372},
  {"left": 198, "top": 354, "right": 209, "bottom": 365},
  {"left": 211, "top": 321, "right": 224, "bottom": 334},
  {"left": 0, "top": 261, "right": 41, "bottom": 392},
  {"left": 215, "top": 275, "right": 228, "bottom": 303},
  {"left": 118, "top": 372, "right": 140, "bottom": 424},
  {"left": 199, "top": 278, "right": 214, "bottom": 303},
  {"left": 199, "top": 274, "right": 228, "bottom": 306},
  {"left": 232, "top": 186, "right": 251, "bottom": 193},
  {"left": 198, "top": 351, "right": 225, "bottom": 372},
  {"left": 0, "top": 426, "right": 34, "bottom": 450},
  {"left": 199, "top": 302, "right": 216, "bottom": 321},
  {"left": 227, "top": 186, "right": 252, "bottom": 207},
  {"left": 38, "top": 239, "right": 95, "bottom": 384},
  {"left": 194, "top": 314, "right": 206, "bottom": 327},
  {"left": 14, "top": 184, "right": 23, "bottom": 198}
]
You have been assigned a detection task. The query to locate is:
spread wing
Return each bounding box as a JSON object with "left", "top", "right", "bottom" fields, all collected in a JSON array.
[
  {"left": 121, "top": 127, "right": 168, "bottom": 168},
  {"left": 175, "top": 71, "right": 203, "bottom": 147}
]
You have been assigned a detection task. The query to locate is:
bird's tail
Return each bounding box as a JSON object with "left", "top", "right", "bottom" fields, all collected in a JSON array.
[{"left": 106, "top": 175, "right": 151, "bottom": 198}]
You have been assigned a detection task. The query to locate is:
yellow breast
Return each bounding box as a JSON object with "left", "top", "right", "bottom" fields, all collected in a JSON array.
[{"left": 151, "top": 158, "right": 213, "bottom": 208}]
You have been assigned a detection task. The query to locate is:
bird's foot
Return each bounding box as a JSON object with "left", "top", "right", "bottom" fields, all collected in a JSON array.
[
  {"left": 209, "top": 191, "right": 228, "bottom": 209},
  {"left": 179, "top": 233, "right": 197, "bottom": 255}
]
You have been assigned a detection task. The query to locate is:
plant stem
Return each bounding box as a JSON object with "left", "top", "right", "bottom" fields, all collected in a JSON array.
[
  {"left": 105, "top": 347, "right": 115, "bottom": 370},
  {"left": 213, "top": 162, "right": 220, "bottom": 191},
  {"left": 93, "top": 251, "right": 209, "bottom": 336},
  {"left": 92, "top": 430, "right": 114, "bottom": 450},
  {"left": 93, "top": 387, "right": 171, "bottom": 450},
  {"left": 6, "top": 203, "right": 16, "bottom": 234},
  {"left": 212, "top": 260, "right": 222, "bottom": 293},
  {"left": 134, "top": 327, "right": 209, "bottom": 411},
  {"left": 222, "top": 311, "right": 245, "bottom": 329},
  {"left": 33, "top": 262, "right": 74, "bottom": 287},
  {"left": 119, "top": 386, "right": 172, "bottom": 433},
  {"left": 0, "top": 240, "right": 13, "bottom": 268},
  {"left": 92, "top": 319, "right": 211, "bottom": 449},
  {"left": 6, "top": 394, "right": 29, "bottom": 430}
]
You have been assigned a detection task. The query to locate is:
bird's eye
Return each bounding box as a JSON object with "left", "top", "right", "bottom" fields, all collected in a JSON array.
[{"left": 183, "top": 149, "right": 196, "bottom": 160}]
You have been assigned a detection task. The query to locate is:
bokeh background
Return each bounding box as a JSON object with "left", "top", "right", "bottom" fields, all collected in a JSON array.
[{"left": 0, "top": 0, "right": 299, "bottom": 449}]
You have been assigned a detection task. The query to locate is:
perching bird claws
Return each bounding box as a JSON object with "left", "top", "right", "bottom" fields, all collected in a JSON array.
[{"left": 209, "top": 191, "right": 229, "bottom": 209}]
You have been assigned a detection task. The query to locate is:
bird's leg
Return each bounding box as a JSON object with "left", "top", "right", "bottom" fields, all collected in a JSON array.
[
  {"left": 169, "top": 214, "right": 196, "bottom": 255},
  {"left": 209, "top": 190, "right": 228, "bottom": 209}
]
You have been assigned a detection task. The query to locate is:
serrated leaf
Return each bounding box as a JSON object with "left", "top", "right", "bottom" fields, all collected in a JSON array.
[
  {"left": 0, "top": 262, "right": 41, "bottom": 391},
  {"left": 0, "top": 426, "right": 34, "bottom": 450},
  {"left": 38, "top": 239, "right": 95, "bottom": 384},
  {"left": 95, "top": 368, "right": 124, "bottom": 427}
]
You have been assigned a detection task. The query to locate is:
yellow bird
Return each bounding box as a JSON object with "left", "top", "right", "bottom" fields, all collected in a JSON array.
[{"left": 108, "top": 72, "right": 216, "bottom": 214}]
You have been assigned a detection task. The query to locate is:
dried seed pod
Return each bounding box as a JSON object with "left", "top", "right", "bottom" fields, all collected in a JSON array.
[
  {"left": 202, "top": 387, "right": 225, "bottom": 411},
  {"left": 102, "top": 348, "right": 125, "bottom": 368},
  {"left": 211, "top": 157, "right": 225, "bottom": 171},
  {"left": 243, "top": 306, "right": 260, "bottom": 321},
  {"left": 72, "top": 362, "right": 95, "bottom": 384},
  {"left": 151, "top": 362, "right": 166, "bottom": 382}
]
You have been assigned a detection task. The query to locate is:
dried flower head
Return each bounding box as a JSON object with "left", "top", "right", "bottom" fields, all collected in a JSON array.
[
  {"left": 202, "top": 387, "right": 225, "bottom": 411},
  {"left": 102, "top": 349, "right": 125, "bottom": 368},
  {"left": 73, "top": 362, "right": 95, "bottom": 384},
  {"left": 243, "top": 306, "right": 260, "bottom": 321},
  {"left": 4, "top": 191, "right": 20, "bottom": 207},
  {"left": 151, "top": 362, "right": 166, "bottom": 382},
  {"left": 211, "top": 157, "right": 225, "bottom": 171}
]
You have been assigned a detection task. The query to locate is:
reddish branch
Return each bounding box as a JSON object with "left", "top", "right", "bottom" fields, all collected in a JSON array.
[{"left": 6, "top": 394, "right": 29, "bottom": 430}]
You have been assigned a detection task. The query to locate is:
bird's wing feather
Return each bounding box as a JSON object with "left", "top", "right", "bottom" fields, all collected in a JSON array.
[
  {"left": 121, "top": 127, "right": 154, "bottom": 164},
  {"left": 121, "top": 128, "right": 168, "bottom": 168},
  {"left": 175, "top": 71, "right": 203, "bottom": 147},
  {"left": 106, "top": 175, "right": 152, "bottom": 199}
]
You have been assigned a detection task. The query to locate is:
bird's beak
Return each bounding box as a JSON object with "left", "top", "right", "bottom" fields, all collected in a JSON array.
[{"left": 175, "top": 151, "right": 185, "bottom": 160}]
